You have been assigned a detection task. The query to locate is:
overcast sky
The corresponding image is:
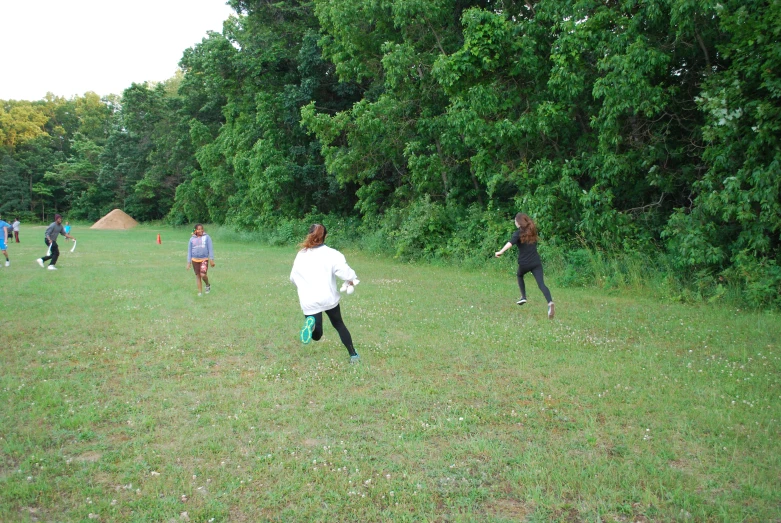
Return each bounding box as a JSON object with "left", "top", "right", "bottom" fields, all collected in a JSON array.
[{"left": 0, "top": 0, "right": 234, "bottom": 101}]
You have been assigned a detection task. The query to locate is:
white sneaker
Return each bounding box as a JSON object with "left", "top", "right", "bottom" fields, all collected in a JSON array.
[
  {"left": 37, "top": 258, "right": 44, "bottom": 268},
  {"left": 205, "top": 284, "right": 211, "bottom": 294},
  {"left": 548, "top": 302, "right": 555, "bottom": 320},
  {"left": 4, "top": 261, "right": 8, "bottom": 267},
  {"left": 47, "top": 265, "right": 57, "bottom": 271}
]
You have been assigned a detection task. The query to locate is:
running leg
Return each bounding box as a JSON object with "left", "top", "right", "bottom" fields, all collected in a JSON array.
[
  {"left": 516, "top": 267, "right": 528, "bottom": 300},
  {"left": 49, "top": 242, "right": 60, "bottom": 266},
  {"left": 311, "top": 312, "right": 324, "bottom": 341},
  {"left": 324, "top": 304, "right": 357, "bottom": 357},
  {"left": 530, "top": 264, "right": 552, "bottom": 303}
]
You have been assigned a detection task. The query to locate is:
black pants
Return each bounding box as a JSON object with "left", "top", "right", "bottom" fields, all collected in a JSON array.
[
  {"left": 517, "top": 263, "right": 552, "bottom": 303},
  {"left": 42, "top": 239, "right": 59, "bottom": 266},
  {"left": 306, "top": 304, "right": 356, "bottom": 356}
]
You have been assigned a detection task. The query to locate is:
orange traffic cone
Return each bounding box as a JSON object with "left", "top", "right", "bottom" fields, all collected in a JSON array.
[{"left": 156, "top": 234, "right": 161, "bottom": 244}]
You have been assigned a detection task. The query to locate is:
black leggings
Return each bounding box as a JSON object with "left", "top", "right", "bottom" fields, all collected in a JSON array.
[
  {"left": 306, "top": 304, "right": 356, "bottom": 356},
  {"left": 42, "top": 239, "right": 59, "bottom": 266},
  {"left": 517, "top": 263, "right": 552, "bottom": 303}
]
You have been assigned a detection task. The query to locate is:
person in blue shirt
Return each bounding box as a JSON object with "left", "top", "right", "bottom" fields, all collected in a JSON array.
[
  {"left": 186, "top": 224, "right": 215, "bottom": 296},
  {"left": 0, "top": 217, "right": 11, "bottom": 266}
]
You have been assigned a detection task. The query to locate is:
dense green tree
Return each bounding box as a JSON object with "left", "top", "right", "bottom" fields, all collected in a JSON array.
[
  {"left": 664, "top": 0, "right": 781, "bottom": 305},
  {"left": 0, "top": 155, "right": 28, "bottom": 214},
  {"left": 172, "top": 1, "right": 361, "bottom": 227},
  {"left": 45, "top": 134, "right": 104, "bottom": 220},
  {"left": 1, "top": 94, "right": 115, "bottom": 217},
  {"left": 0, "top": 101, "right": 49, "bottom": 148}
]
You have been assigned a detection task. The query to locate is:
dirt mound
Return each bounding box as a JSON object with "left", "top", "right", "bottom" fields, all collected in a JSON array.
[{"left": 90, "top": 209, "right": 139, "bottom": 230}]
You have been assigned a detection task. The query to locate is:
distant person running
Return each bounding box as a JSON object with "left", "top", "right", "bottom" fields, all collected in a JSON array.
[
  {"left": 37, "top": 214, "right": 75, "bottom": 270},
  {"left": 12, "top": 218, "right": 20, "bottom": 243},
  {"left": 63, "top": 221, "right": 72, "bottom": 240},
  {"left": 186, "top": 224, "right": 215, "bottom": 296},
  {"left": 290, "top": 223, "right": 360, "bottom": 363},
  {"left": 0, "top": 218, "right": 11, "bottom": 267},
  {"left": 495, "top": 212, "right": 555, "bottom": 319}
]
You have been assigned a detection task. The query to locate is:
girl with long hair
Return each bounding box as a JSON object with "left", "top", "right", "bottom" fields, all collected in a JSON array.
[
  {"left": 290, "top": 224, "right": 360, "bottom": 363},
  {"left": 495, "top": 213, "right": 555, "bottom": 319}
]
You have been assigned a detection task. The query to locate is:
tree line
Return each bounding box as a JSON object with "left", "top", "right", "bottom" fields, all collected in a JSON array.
[{"left": 1, "top": 0, "right": 779, "bottom": 305}]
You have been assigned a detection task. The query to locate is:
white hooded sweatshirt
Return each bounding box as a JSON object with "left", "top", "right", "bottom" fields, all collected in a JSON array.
[{"left": 290, "top": 245, "right": 357, "bottom": 315}]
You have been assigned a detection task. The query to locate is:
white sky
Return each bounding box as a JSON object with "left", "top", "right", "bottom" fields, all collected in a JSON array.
[{"left": 0, "top": 0, "right": 234, "bottom": 101}]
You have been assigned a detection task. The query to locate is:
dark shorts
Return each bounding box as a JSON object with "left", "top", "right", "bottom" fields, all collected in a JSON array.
[{"left": 192, "top": 260, "right": 209, "bottom": 276}]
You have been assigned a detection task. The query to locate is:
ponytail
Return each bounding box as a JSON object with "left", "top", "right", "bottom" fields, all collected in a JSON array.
[
  {"left": 300, "top": 223, "right": 327, "bottom": 249},
  {"left": 515, "top": 213, "right": 539, "bottom": 244}
]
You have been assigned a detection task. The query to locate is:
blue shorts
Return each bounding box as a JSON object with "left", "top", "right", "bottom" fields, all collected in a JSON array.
[{"left": 0, "top": 239, "right": 6, "bottom": 250}]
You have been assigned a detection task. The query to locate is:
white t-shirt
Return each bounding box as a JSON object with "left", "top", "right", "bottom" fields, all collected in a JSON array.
[
  {"left": 12, "top": 221, "right": 20, "bottom": 231},
  {"left": 290, "top": 245, "right": 357, "bottom": 315}
]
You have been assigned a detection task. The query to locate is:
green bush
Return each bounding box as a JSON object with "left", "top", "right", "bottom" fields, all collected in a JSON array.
[{"left": 722, "top": 253, "right": 781, "bottom": 309}]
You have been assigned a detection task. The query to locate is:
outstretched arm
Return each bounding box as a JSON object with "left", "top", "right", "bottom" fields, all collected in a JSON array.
[{"left": 495, "top": 242, "right": 513, "bottom": 257}]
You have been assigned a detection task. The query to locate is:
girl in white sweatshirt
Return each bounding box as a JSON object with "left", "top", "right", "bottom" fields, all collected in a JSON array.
[{"left": 290, "top": 224, "right": 360, "bottom": 363}]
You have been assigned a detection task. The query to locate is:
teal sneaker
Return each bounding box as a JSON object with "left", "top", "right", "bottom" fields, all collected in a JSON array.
[
  {"left": 350, "top": 354, "right": 360, "bottom": 364},
  {"left": 300, "top": 316, "right": 316, "bottom": 344}
]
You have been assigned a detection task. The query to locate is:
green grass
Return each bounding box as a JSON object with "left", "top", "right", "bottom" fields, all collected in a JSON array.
[{"left": 1, "top": 225, "right": 779, "bottom": 522}]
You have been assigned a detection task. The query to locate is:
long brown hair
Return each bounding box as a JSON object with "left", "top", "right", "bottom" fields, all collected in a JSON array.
[
  {"left": 515, "top": 213, "right": 538, "bottom": 244},
  {"left": 300, "top": 223, "right": 327, "bottom": 249}
]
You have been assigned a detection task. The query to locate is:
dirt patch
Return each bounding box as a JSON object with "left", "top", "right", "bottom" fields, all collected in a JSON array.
[
  {"left": 74, "top": 451, "right": 102, "bottom": 462},
  {"left": 20, "top": 506, "right": 42, "bottom": 522},
  {"left": 484, "top": 498, "right": 533, "bottom": 519},
  {"left": 90, "top": 209, "right": 139, "bottom": 230}
]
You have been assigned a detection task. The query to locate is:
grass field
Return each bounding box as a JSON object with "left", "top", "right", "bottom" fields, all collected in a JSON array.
[{"left": 1, "top": 225, "right": 779, "bottom": 522}]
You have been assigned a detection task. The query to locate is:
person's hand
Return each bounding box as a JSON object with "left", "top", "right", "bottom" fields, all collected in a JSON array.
[
  {"left": 186, "top": 263, "right": 191, "bottom": 270},
  {"left": 495, "top": 251, "right": 502, "bottom": 257},
  {"left": 210, "top": 260, "right": 215, "bottom": 268}
]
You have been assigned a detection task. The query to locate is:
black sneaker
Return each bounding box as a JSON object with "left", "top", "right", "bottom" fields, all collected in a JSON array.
[{"left": 516, "top": 298, "right": 527, "bottom": 305}]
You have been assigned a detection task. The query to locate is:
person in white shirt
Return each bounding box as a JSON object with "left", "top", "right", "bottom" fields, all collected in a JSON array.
[
  {"left": 12, "top": 218, "right": 20, "bottom": 243},
  {"left": 290, "top": 224, "right": 360, "bottom": 363}
]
